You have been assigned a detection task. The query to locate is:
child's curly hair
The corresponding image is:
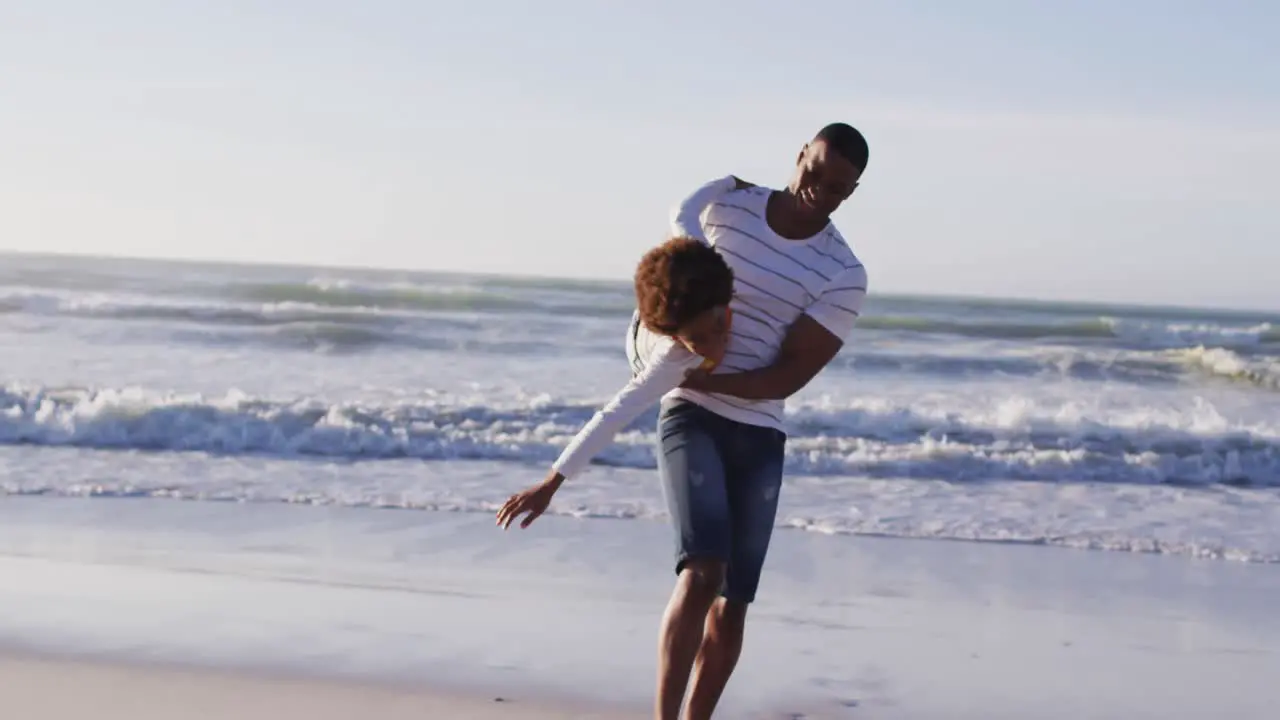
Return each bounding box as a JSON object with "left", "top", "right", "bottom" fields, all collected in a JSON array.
[{"left": 634, "top": 237, "right": 735, "bottom": 336}]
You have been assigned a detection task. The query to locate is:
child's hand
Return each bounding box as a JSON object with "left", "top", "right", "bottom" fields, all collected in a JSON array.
[{"left": 496, "top": 474, "right": 563, "bottom": 530}]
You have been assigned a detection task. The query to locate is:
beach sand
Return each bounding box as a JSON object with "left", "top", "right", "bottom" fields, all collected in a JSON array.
[
  {"left": 0, "top": 653, "right": 638, "bottom": 719},
  {"left": 1, "top": 496, "right": 1277, "bottom": 719}
]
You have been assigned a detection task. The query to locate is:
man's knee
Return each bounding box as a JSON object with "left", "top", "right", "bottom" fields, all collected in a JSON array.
[
  {"left": 678, "top": 557, "right": 727, "bottom": 599},
  {"left": 709, "top": 596, "right": 748, "bottom": 626}
]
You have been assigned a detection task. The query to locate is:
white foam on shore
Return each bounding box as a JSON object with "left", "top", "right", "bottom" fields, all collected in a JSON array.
[
  {"left": 0, "top": 496, "right": 1277, "bottom": 719},
  {"left": 5, "top": 380, "right": 1279, "bottom": 488},
  {"left": 5, "top": 448, "right": 1279, "bottom": 563}
]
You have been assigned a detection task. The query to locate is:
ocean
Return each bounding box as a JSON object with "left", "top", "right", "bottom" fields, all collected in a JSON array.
[{"left": 3, "top": 251, "right": 1278, "bottom": 563}]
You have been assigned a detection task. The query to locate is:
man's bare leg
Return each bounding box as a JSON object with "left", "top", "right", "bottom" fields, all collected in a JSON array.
[
  {"left": 655, "top": 559, "right": 725, "bottom": 720},
  {"left": 683, "top": 597, "right": 747, "bottom": 720}
]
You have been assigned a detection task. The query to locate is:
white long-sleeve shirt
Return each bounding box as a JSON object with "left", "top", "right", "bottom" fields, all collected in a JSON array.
[
  {"left": 549, "top": 175, "right": 739, "bottom": 479},
  {"left": 549, "top": 330, "right": 703, "bottom": 478}
]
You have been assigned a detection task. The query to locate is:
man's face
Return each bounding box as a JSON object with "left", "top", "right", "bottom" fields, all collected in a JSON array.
[{"left": 791, "top": 139, "right": 861, "bottom": 218}]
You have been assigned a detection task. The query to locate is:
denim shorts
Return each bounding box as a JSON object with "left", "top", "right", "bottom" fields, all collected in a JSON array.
[{"left": 656, "top": 398, "right": 787, "bottom": 604}]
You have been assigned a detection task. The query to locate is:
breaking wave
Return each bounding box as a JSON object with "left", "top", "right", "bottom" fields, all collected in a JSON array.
[{"left": 2, "top": 383, "right": 1277, "bottom": 487}]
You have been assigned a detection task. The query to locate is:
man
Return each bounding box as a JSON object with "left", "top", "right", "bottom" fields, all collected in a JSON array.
[
  {"left": 650, "top": 122, "right": 869, "bottom": 720},
  {"left": 498, "top": 122, "right": 870, "bottom": 719}
]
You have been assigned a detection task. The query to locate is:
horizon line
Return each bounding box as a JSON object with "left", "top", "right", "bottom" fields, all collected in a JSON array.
[{"left": 2, "top": 247, "right": 1275, "bottom": 318}]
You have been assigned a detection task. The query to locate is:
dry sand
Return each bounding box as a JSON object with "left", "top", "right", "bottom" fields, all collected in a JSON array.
[
  {"left": 4, "top": 500, "right": 1278, "bottom": 719},
  {"left": 0, "top": 653, "right": 642, "bottom": 720}
]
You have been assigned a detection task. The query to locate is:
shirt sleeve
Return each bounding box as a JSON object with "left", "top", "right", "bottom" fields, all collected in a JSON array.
[
  {"left": 551, "top": 339, "right": 703, "bottom": 479},
  {"left": 668, "top": 175, "right": 739, "bottom": 242},
  {"left": 804, "top": 263, "right": 869, "bottom": 342}
]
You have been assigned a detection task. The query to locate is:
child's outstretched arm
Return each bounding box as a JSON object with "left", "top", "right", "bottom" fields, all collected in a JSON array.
[
  {"left": 668, "top": 175, "right": 755, "bottom": 242},
  {"left": 496, "top": 341, "right": 702, "bottom": 529},
  {"left": 550, "top": 343, "right": 699, "bottom": 480}
]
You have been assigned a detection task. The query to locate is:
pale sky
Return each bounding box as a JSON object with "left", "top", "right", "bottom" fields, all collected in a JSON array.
[{"left": 2, "top": 1, "right": 1277, "bottom": 310}]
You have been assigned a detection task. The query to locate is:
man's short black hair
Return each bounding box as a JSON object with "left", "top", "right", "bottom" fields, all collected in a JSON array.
[{"left": 814, "top": 123, "right": 869, "bottom": 173}]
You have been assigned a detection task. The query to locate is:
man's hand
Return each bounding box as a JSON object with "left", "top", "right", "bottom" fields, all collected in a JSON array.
[
  {"left": 681, "top": 315, "right": 843, "bottom": 400},
  {"left": 496, "top": 473, "right": 564, "bottom": 530}
]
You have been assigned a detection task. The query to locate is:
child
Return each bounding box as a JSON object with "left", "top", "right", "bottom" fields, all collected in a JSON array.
[{"left": 495, "top": 181, "right": 743, "bottom": 530}]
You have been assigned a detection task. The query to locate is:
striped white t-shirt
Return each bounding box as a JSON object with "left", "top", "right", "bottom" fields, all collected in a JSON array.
[
  {"left": 662, "top": 176, "right": 869, "bottom": 431},
  {"left": 549, "top": 175, "right": 868, "bottom": 478}
]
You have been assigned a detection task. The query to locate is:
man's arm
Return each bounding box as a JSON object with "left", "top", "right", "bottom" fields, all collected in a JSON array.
[
  {"left": 683, "top": 264, "right": 869, "bottom": 400},
  {"left": 668, "top": 175, "right": 756, "bottom": 241},
  {"left": 684, "top": 316, "right": 843, "bottom": 400}
]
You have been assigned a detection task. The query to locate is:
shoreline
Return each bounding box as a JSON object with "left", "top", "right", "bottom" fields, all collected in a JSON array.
[{"left": 1, "top": 496, "right": 1277, "bottom": 719}]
